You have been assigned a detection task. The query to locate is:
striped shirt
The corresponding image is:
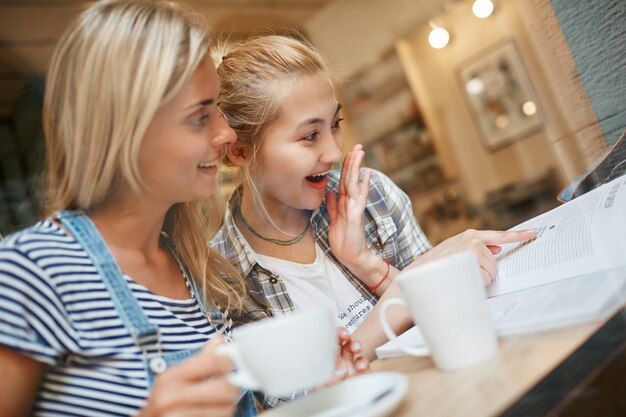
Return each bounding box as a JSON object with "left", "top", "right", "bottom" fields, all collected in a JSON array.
[
  {"left": 0, "top": 220, "right": 232, "bottom": 416},
  {"left": 211, "top": 169, "right": 431, "bottom": 407}
]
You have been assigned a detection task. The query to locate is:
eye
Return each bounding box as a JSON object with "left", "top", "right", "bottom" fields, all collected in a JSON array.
[
  {"left": 301, "top": 131, "right": 319, "bottom": 142},
  {"left": 332, "top": 118, "right": 344, "bottom": 130},
  {"left": 191, "top": 114, "right": 210, "bottom": 127}
]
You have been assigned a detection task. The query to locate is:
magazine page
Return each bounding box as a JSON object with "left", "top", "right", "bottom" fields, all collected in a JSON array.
[{"left": 488, "top": 175, "right": 626, "bottom": 297}]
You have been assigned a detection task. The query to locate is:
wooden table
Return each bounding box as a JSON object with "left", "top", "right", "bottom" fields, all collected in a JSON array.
[{"left": 371, "top": 308, "right": 626, "bottom": 417}]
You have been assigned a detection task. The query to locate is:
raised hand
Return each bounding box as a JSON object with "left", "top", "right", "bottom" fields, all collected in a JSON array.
[
  {"left": 326, "top": 144, "right": 375, "bottom": 276},
  {"left": 137, "top": 337, "right": 240, "bottom": 417},
  {"left": 407, "top": 229, "right": 537, "bottom": 285}
]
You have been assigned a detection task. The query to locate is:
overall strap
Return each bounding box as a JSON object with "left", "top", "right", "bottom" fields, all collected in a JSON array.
[{"left": 54, "top": 210, "right": 159, "bottom": 347}]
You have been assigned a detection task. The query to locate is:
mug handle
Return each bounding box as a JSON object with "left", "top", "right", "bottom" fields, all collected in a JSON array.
[
  {"left": 379, "top": 298, "right": 430, "bottom": 357},
  {"left": 216, "top": 343, "right": 261, "bottom": 391}
]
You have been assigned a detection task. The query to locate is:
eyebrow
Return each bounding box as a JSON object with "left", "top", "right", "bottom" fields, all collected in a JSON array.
[
  {"left": 185, "top": 98, "right": 214, "bottom": 111},
  {"left": 297, "top": 103, "right": 343, "bottom": 129}
]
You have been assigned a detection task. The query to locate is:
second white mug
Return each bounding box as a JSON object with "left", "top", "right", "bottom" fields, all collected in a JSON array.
[{"left": 379, "top": 250, "right": 498, "bottom": 370}]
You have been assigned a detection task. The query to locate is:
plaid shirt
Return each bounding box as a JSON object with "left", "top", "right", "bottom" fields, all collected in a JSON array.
[{"left": 211, "top": 169, "right": 431, "bottom": 408}]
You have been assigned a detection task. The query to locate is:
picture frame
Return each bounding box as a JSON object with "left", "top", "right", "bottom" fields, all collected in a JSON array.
[{"left": 457, "top": 39, "right": 543, "bottom": 151}]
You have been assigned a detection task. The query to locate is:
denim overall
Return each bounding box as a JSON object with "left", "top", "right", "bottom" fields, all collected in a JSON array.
[{"left": 56, "top": 210, "right": 257, "bottom": 417}]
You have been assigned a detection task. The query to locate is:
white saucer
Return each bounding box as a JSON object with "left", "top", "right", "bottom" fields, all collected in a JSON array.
[{"left": 260, "top": 372, "right": 408, "bottom": 417}]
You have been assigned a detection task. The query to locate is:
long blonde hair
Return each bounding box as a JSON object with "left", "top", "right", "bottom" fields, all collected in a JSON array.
[
  {"left": 212, "top": 34, "right": 329, "bottom": 222},
  {"left": 43, "top": 0, "right": 244, "bottom": 311}
]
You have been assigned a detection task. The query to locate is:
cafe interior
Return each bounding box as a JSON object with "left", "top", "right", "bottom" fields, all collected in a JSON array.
[{"left": 0, "top": 0, "right": 624, "bottom": 416}]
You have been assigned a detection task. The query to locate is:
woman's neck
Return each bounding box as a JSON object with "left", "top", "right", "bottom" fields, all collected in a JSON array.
[
  {"left": 236, "top": 186, "right": 317, "bottom": 263},
  {"left": 88, "top": 194, "right": 191, "bottom": 299},
  {"left": 237, "top": 186, "right": 310, "bottom": 236},
  {"left": 88, "top": 190, "right": 169, "bottom": 257}
]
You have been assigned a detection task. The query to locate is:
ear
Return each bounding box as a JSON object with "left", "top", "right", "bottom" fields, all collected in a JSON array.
[{"left": 225, "top": 143, "right": 250, "bottom": 167}]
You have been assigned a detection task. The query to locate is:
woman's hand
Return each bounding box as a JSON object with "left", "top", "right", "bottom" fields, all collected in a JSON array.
[
  {"left": 327, "top": 144, "right": 389, "bottom": 288},
  {"left": 327, "top": 144, "right": 371, "bottom": 268},
  {"left": 137, "top": 337, "right": 240, "bottom": 417},
  {"left": 408, "top": 229, "right": 537, "bottom": 285},
  {"left": 326, "top": 327, "right": 369, "bottom": 386}
]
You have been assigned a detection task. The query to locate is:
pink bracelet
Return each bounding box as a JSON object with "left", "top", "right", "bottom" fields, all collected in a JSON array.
[{"left": 369, "top": 261, "right": 390, "bottom": 293}]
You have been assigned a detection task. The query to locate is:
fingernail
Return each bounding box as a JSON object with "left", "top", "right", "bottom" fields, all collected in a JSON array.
[
  {"left": 352, "top": 342, "right": 361, "bottom": 351},
  {"left": 334, "top": 367, "right": 348, "bottom": 376},
  {"left": 356, "top": 361, "right": 368, "bottom": 371}
]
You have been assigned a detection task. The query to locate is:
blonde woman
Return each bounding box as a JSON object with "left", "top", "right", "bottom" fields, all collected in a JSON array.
[
  {"left": 0, "top": 1, "right": 254, "bottom": 416},
  {"left": 211, "top": 35, "right": 537, "bottom": 361}
]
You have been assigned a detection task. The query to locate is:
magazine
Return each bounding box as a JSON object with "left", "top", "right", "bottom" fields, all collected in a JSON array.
[{"left": 376, "top": 175, "right": 626, "bottom": 359}]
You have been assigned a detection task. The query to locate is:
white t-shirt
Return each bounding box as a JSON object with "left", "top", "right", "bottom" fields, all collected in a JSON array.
[{"left": 256, "top": 244, "right": 374, "bottom": 333}]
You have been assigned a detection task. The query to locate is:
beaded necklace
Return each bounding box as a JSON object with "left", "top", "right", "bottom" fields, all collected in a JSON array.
[{"left": 236, "top": 205, "right": 311, "bottom": 246}]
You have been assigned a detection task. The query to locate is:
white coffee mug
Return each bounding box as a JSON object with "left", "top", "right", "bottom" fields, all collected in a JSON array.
[
  {"left": 218, "top": 306, "right": 337, "bottom": 396},
  {"left": 379, "top": 250, "right": 498, "bottom": 370}
]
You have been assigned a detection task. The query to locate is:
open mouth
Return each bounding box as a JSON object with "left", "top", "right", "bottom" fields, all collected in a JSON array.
[
  {"left": 305, "top": 170, "right": 329, "bottom": 183},
  {"left": 198, "top": 160, "right": 218, "bottom": 169}
]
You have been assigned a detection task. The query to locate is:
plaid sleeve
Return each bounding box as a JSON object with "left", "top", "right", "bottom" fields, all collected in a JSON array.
[
  {"left": 370, "top": 170, "right": 432, "bottom": 268},
  {"left": 256, "top": 389, "right": 306, "bottom": 410}
]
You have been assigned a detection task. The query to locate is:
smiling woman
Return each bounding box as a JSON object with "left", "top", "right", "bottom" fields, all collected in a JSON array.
[
  {"left": 210, "top": 35, "right": 537, "bottom": 382},
  {"left": 210, "top": 35, "right": 432, "bottom": 364},
  {"left": 0, "top": 1, "right": 254, "bottom": 416}
]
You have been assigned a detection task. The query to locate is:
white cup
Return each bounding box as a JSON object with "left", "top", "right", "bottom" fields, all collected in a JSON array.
[
  {"left": 379, "top": 250, "right": 498, "bottom": 370},
  {"left": 218, "top": 306, "right": 338, "bottom": 396}
]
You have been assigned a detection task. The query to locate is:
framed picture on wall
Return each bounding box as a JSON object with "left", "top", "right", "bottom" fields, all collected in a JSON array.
[{"left": 457, "top": 39, "right": 543, "bottom": 151}]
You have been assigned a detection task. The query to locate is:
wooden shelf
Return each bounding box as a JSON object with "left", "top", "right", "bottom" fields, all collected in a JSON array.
[
  {"left": 342, "top": 49, "right": 453, "bottom": 216},
  {"left": 345, "top": 76, "right": 408, "bottom": 116},
  {"left": 367, "top": 113, "right": 425, "bottom": 146}
]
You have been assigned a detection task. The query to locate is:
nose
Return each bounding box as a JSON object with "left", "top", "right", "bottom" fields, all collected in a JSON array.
[
  {"left": 320, "top": 132, "right": 343, "bottom": 164},
  {"left": 211, "top": 112, "right": 237, "bottom": 147}
]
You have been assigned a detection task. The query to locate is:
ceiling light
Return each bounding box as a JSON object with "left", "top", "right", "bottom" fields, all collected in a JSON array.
[
  {"left": 428, "top": 22, "right": 450, "bottom": 49},
  {"left": 472, "top": 0, "right": 494, "bottom": 18}
]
